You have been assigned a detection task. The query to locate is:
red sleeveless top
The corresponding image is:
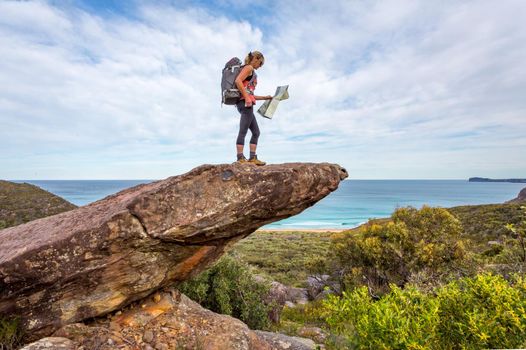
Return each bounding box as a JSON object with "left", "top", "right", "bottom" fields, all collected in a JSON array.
[{"left": 241, "top": 72, "right": 257, "bottom": 105}]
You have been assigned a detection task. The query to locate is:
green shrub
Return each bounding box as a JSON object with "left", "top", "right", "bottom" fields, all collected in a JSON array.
[
  {"left": 178, "top": 255, "right": 271, "bottom": 330},
  {"left": 435, "top": 274, "right": 526, "bottom": 349},
  {"left": 322, "top": 273, "right": 526, "bottom": 349},
  {"left": 0, "top": 317, "right": 23, "bottom": 350},
  {"left": 324, "top": 285, "right": 438, "bottom": 349},
  {"left": 332, "top": 206, "right": 472, "bottom": 294},
  {"left": 279, "top": 299, "right": 329, "bottom": 328}
]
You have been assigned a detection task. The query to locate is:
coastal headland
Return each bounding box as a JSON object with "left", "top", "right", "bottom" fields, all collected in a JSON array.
[{"left": 469, "top": 177, "right": 526, "bottom": 183}]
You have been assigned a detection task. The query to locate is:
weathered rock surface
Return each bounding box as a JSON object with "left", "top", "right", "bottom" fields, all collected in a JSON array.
[
  {"left": 254, "top": 330, "right": 317, "bottom": 350},
  {"left": 297, "top": 326, "right": 328, "bottom": 344},
  {"left": 20, "top": 337, "right": 77, "bottom": 350},
  {"left": 47, "top": 289, "right": 317, "bottom": 350},
  {"left": 0, "top": 180, "right": 76, "bottom": 229},
  {"left": 506, "top": 187, "right": 526, "bottom": 204},
  {"left": 0, "top": 163, "right": 347, "bottom": 339}
]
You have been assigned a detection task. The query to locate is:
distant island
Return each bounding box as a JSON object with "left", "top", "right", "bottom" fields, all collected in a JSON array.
[{"left": 469, "top": 177, "right": 526, "bottom": 183}]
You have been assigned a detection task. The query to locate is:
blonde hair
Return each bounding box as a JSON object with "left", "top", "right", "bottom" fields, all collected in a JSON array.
[{"left": 244, "top": 51, "right": 265, "bottom": 65}]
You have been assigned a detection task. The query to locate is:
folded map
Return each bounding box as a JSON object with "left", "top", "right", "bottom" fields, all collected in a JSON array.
[{"left": 257, "top": 85, "right": 289, "bottom": 119}]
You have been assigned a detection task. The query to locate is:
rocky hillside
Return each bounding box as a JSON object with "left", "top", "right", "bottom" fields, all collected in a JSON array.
[
  {"left": 0, "top": 180, "right": 76, "bottom": 229},
  {"left": 0, "top": 162, "right": 347, "bottom": 349},
  {"left": 506, "top": 187, "right": 526, "bottom": 204}
]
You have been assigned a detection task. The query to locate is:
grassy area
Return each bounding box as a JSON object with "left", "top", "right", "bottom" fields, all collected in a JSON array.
[
  {"left": 230, "top": 230, "right": 336, "bottom": 287},
  {"left": 229, "top": 219, "right": 391, "bottom": 287},
  {"left": 228, "top": 205, "right": 525, "bottom": 289}
]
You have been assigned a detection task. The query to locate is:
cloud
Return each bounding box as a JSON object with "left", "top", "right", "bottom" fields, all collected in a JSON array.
[
  {"left": 259, "top": 1, "right": 526, "bottom": 164},
  {"left": 0, "top": 0, "right": 525, "bottom": 179}
]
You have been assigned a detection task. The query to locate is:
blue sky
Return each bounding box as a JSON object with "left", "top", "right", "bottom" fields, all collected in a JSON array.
[{"left": 1, "top": 0, "right": 525, "bottom": 180}]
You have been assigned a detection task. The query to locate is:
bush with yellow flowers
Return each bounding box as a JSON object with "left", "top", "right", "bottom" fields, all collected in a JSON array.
[
  {"left": 332, "top": 206, "right": 472, "bottom": 295},
  {"left": 323, "top": 273, "right": 526, "bottom": 349}
]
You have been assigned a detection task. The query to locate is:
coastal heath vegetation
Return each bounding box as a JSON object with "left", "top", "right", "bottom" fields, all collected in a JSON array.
[
  {"left": 275, "top": 205, "right": 526, "bottom": 349},
  {"left": 172, "top": 204, "right": 526, "bottom": 349},
  {"left": 332, "top": 206, "right": 473, "bottom": 295},
  {"left": 503, "top": 206, "right": 526, "bottom": 264},
  {"left": 450, "top": 203, "right": 526, "bottom": 275}
]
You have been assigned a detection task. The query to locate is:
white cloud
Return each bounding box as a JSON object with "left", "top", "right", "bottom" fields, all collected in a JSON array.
[{"left": 0, "top": 0, "right": 525, "bottom": 179}]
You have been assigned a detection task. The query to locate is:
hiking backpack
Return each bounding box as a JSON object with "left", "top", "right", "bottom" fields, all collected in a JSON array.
[
  {"left": 221, "top": 57, "right": 256, "bottom": 105},
  {"left": 221, "top": 57, "right": 243, "bottom": 105}
]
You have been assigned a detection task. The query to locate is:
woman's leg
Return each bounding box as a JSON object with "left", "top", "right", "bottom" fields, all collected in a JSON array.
[
  {"left": 247, "top": 114, "right": 265, "bottom": 165},
  {"left": 248, "top": 113, "right": 260, "bottom": 146},
  {"left": 236, "top": 102, "right": 252, "bottom": 160},
  {"left": 248, "top": 116, "right": 260, "bottom": 156},
  {"left": 236, "top": 113, "right": 251, "bottom": 146},
  {"left": 236, "top": 102, "right": 265, "bottom": 165}
]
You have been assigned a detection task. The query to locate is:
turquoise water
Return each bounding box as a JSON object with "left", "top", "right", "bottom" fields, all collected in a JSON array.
[
  {"left": 267, "top": 180, "right": 525, "bottom": 229},
  {"left": 15, "top": 180, "right": 525, "bottom": 229}
]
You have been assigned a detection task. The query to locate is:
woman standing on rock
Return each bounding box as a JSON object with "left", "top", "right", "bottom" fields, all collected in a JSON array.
[{"left": 235, "top": 51, "right": 272, "bottom": 165}]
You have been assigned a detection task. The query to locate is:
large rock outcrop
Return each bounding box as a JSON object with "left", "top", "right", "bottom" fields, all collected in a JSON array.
[{"left": 0, "top": 163, "right": 347, "bottom": 339}]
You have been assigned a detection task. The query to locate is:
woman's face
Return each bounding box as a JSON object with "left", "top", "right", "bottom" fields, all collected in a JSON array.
[{"left": 252, "top": 56, "right": 264, "bottom": 70}]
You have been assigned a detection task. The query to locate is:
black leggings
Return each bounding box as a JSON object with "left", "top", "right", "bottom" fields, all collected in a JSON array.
[{"left": 236, "top": 100, "right": 260, "bottom": 145}]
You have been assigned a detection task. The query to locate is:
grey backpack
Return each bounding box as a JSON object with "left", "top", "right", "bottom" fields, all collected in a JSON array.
[
  {"left": 221, "top": 57, "right": 243, "bottom": 105},
  {"left": 221, "top": 57, "right": 256, "bottom": 105}
]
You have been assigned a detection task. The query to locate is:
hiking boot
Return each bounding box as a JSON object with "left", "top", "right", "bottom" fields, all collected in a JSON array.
[
  {"left": 248, "top": 155, "right": 266, "bottom": 166},
  {"left": 237, "top": 156, "right": 248, "bottom": 164}
]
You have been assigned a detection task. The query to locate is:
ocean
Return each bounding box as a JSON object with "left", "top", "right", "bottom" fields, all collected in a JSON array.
[{"left": 14, "top": 180, "right": 525, "bottom": 230}]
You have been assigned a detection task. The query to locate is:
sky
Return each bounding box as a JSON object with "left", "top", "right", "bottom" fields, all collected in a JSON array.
[{"left": 1, "top": 0, "right": 525, "bottom": 180}]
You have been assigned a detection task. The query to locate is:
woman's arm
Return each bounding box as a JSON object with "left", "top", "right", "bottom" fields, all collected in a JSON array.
[
  {"left": 235, "top": 65, "right": 253, "bottom": 100},
  {"left": 254, "top": 95, "right": 273, "bottom": 100}
]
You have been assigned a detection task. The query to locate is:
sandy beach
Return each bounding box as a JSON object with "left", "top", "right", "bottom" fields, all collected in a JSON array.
[{"left": 256, "top": 228, "right": 348, "bottom": 233}]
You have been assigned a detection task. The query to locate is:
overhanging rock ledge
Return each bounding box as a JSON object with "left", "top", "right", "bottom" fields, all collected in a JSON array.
[{"left": 0, "top": 162, "right": 347, "bottom": 339}]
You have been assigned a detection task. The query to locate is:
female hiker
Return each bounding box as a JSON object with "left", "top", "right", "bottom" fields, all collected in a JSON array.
[{"left": 235, "top": 51, "right": 272, "bottom": 165}]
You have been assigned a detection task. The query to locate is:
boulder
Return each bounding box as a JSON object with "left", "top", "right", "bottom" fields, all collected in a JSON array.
[
  {"left": 0, "top": 163, "right": 347, "bottom": 339},
  {"left": 266, "top": 280, "right": 309, "bottom": 322},
  {"left": 20, "top": 337, "right": 77, "bottom": 350},
  {"left": 42, "top": 289, "right": 319, "bottom": 350},
  {"left": 306, "top": 274, "right": 341, "bottom": 300},
  {"left": 254, "top": 330, "right": 317, "bottom": 350},
  {"left": 52, "top": 289, "right": 275, "bottom": 350},
  {"left": 306, "top": 275, "right": 330, "bottom": 299},
  {"left": 297, "top": 326, "right": 328, "bottom": 344}
]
